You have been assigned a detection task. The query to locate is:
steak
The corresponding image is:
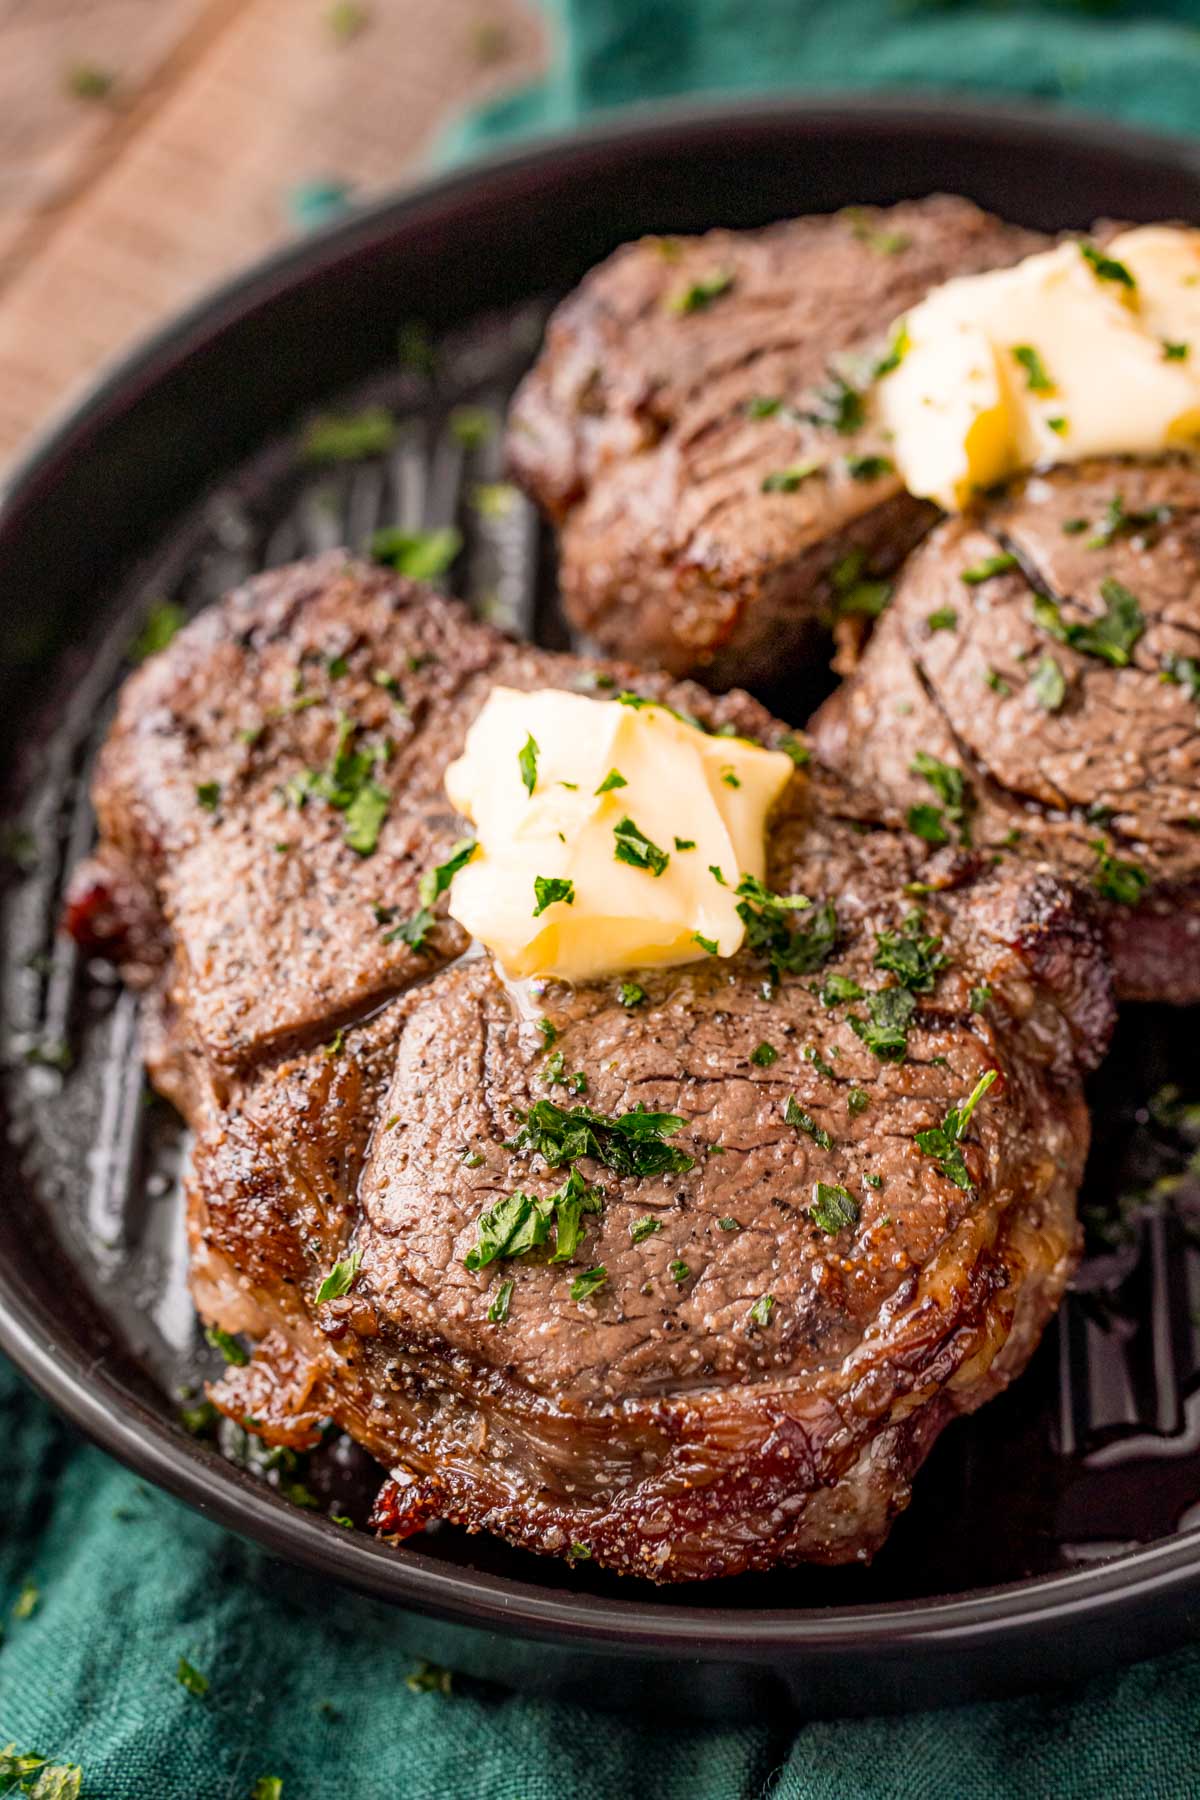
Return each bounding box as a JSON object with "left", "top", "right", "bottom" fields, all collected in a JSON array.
[
  {"left": 809, "top": 456, "right": 1200, "bottom": 1005},
  {"left": 69, "top": 553, "right": 1114, "bottom": 1582},
  {"left": 508, "top": 195, "right": 1045, "bottom": 686}
]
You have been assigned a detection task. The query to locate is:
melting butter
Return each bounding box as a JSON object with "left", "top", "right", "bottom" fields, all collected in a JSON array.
[
  {"left": 877, "top": 227, "right": 1200, "bottom": 511},
  {"left": 443, "top": 687, "right": 794, "bottom": 981}
]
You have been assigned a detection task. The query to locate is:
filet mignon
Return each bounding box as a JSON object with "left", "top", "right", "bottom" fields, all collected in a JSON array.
[
  {"left": 809, "top": 456, "right": 1200, "bottom": 1005},
  {"left": 508, "top": 195, "right": 1045, "bottom": 686},
  {"left": 69, "top": 554, "right": 1114, "bottom": 1580}
]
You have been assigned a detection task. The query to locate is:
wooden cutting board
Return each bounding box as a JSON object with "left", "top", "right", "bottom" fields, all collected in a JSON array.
[{"left": 0, "top": 0, "right": 544, "bottom": 465}]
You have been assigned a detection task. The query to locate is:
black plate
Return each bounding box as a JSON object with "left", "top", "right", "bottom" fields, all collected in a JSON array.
[{"left": 3, "top": 95, "right": 1200, "bottom": 1719}]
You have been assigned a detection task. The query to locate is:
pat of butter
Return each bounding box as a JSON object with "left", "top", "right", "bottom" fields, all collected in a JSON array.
[
  {"left": 878, "top": 228, "right": 1200, "bottom": 511},
  {"left": 443, "top": 688, "right": 794, "bottom": 981}
]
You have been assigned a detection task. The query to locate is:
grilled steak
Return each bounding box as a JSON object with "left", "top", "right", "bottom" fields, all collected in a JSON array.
[
  {"left": 810, "top": 457, "right": 1200, "bottom": 1005},
  {"left": 508, "top": 195, "right": 1045, "bottom": 686},
  {"left": 69, "top": 554, "right": 1114, "bottom": 1581}
]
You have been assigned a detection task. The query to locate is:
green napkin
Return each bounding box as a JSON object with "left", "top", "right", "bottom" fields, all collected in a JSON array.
[{"left": 7, "top": 4, "right": 1200, "bottom": 1793}]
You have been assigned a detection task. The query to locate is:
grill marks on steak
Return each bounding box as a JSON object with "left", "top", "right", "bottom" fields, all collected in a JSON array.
[
  {"left": 809, "top": 458, "right": 1200, "bottom": 1003},
  {"left": 70, "top": 554, "right": 1115, "bottom": 1581},
  {"left": 508, "top": 196, "right": 1045, "bottom": 684}
]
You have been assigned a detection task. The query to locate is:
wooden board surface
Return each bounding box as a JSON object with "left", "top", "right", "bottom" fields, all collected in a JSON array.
[{"left": 0, "top": 0, "right": 544, "bottom": 464}]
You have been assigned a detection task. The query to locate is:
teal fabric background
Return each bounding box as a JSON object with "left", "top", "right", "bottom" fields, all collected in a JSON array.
[{"left": 7, "top": 4, "right": 1200, "bottom": 1794}]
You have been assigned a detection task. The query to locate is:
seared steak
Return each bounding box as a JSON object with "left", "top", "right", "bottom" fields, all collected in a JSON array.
[
  {"left": 810, "top": 457, "right": 1200, "bottom": 1005},
  {"left": 69, "top": 554, "right": 1113, "bottom": 1581},
  {"left": 508, "top": 196, "right": 1044, "bottom": 686}
]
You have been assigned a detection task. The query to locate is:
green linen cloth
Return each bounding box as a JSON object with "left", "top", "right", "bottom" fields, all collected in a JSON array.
[{"left": 7, "top": 4, "right": 1200, "bottom": 1794}]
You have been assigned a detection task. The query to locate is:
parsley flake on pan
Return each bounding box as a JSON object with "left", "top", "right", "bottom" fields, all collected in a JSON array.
[
  {"left": 914, "top": 1069, "right": 997, "bottom": 1193},
  {"left": 369, "top": 524, "right": 462, "bottom": 580}
]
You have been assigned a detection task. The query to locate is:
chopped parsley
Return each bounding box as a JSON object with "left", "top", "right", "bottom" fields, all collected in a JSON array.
[
  {"left": 1012, "top": 345, "right": 1054, "bottom": 393},
  {"left": 1162, "top": 654, "right": 1200, "bottom": 705},
  {"left": 669, "top": 1259, "right": 691, "bottom": 1284},
  {"left": 807, "top": 371, "right": 866, "bottom": 435},
  {"left": 709, "top": 864, "right": 728, "bottom": 886},
  {"left": 783, "top": 1096, "right": 832, "bottom": 1150},
  {"left": 960, "top": 552, "right": 1017, "bottom": 586},
  {"left": 538, "top": 1018, "right": 558, "bottom": 1049},
  {"left": 570, "top": 1265, "right": 608, "bottom": 1302},
  {"left": 777, "top": 734, "right": 810, "bottom": 768},
  {"left": 533, "top": 875, "right": 575, "bottom": 917},
  {"left": 505, "top": 1098, "right": 694, "bottom": 1178},
  {"left": 914, "top": 1068, "right": 998, "bottom": 1192},
  {"left": 669, "top": 269, "right": 734, "bottom": 314},
  {"left": 204, "top": 1326, "right": 248, "bottom": 1367},
  {"left": 613, "top": 816, "right": 669, "bottom": 877},
  {"left": 1030, "top": 653, "right": 1067, "bottom": 712},
  {"left": 750, "top": 1041, "right": 778, "bottom": 1067},
  {"left": 316, "top": 1249, "right": 362, "bottom": 1303},
  {"left": 736, "top": 874, "right": 836, "bottom": 987},
  {"left": 195, "top": 781, "right": 220, "bottom": 812},
  {"left": 1091, "top": 838, "right": 1149, "bottom": 907},
  {"left": 131, "top": 599, "right": 186, "bottom": 662},
  {"left": 848, "top": 986, "right": 917, "bottom": 1061},
  {"left": 1080, "top": 242, "right": 1135, "bottom": 288},
  {"left": 872, "top": 320, "right": 911, "bottom": 379},
  {"left": 762, "top": 461, "right": 822, "bottom": 493},
  {"left": 674, "top": 836, "right": 696, "bottom": 851},
  {"left": 487, "top": 1280, "right": 513, "bottom": 1324},
  {"left": 369, "top": 524, "right": 462, "bottom": 580},
  {"left": 595, "top": 768, "right": 627, "bottom": 795},
  {"left": 809, "top": 1183, "right": 860, "bottom": 1234},
  {"left": 289, "top": 713, "right": 392, "bottom": 855},
  {"left": 176, "top": 1657, "right": 210, "bottom": 1698},
  {"left": 927, "top": 607, "right": 958, "bottom": 633},
  {"left": 694, "top": 933, "right": 719, "bottom": 955},
  {"left": 251, "top": 1781, "right": 284, "bottom": 1800},
  {"left": 1163, "top": 340, "right": 1190, "bottom": 362},
  {"left": 748, "top": 1294, "right": 776, "bottom": 1328},
  {"left": 969, "top": 984, "right": 992, "bottom": 1013},
  {"left": 1086, "top": 494, "right": 1173, "bottom": 551},
  {"left": 518, "top": 733, "right": 539, "bottom": 796},
  {"left": 983, "top": 669, "right": 1011, "bottom": 696},
  {"left": 387, "top": 837, "right": 477, "bottom": 950},
  {"left": 618, "top": 981, "right": 648, "bottom": 1008},
  {"left": 630, "top": 1216, "right": 662, "bottom": 1244},
  {"left": 829, "top": 546, "right": 891, "bottom": 620},
  {"left": 465, "top": 1168, "right": 602, "bottom": 1272},
  {"left": 820, "top": 972, "right": 865, "bottom": 1006},
  {"left": 909, "top": 749, "right": 971, "bottom": 846},
  {"left": 873, "top": 917, "right": 949, "bottom": 992},
  {"left": 847, "top": 1087, "right": 870, "bottom": 1116},
  {"left": 303, "top": 406, "right": 395, "bottom": 462},
  {"left": 1033, "top": 577, "right": 1144, "bottom": 667},
  {"left": 865, "top": 1173, "right": 883, "bottom": 1189},
  {"left": 1047, "top": 416, "right": 1068, "bottom": 437},
  {"left": 542, "top": 1050, "right": 587, "bottom": 1095},
  {"left": 745, "top": 394, "right": 784, "bottom": 418},
  {"left": 718, "top": 1217, "right": 741, "bottom": 1231},
  {"left": 844, "top": 453, "right": 894, "bottom": 481},
  {"left": 720, "top": 767, "right": 741, "bottom": 789}
]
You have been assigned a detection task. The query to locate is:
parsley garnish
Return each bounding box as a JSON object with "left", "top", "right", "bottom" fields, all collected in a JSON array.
[
  {"left": 630, "top": 1217, "right": 662, "bottom": 1244},
  {"left": 1163, "top": 340, "right": 1190, "bottom": 361},
  {"left": 405, "top": 1661, "right": 452, "bottom": 1695},
  {"left": 983, "top": 669, "right": 1011, "bottom": 696},
  {"left": 1047, "top": 416, "right": 1068, "bottom": 437},
  {"left": 1080, "top": 242, "right": 1135, "bottom": 288},
  {"left": 736, "top": 875, "right": 836, "bottom": 986},
  {"left": 131, "top": 599, "right": 186, "bottom": 662},
  {"left": 777, "top": 734, "right": 810, "bottom": 767},
  {"left": 176, "top": 1657, "right": 210, "bottom": 1698},
  {"left": 762, "top": 461, "right": 822, "bottom": 493},
  {"left": 748, "top": 1294, "right": 776, "bottom": 1328},
  {"left": 1033, "top": 578, "right": 1144, "bottom": 667},
  {"left": 1031, "top": 654, "right": 1067, "bottom": 712},
  {"left": 848, "top": 986, "right": 917, "bottom": 1061},
  {"left": 909, "top": 750, "right": 971, "bottom": 845},
  {"left": 196, "top": 781, "right": 220, "bottom": 812},
  {"left": 906, "top": 805, "right": 949, "bottom": 846},
  {"left": 820, "top": 973, "right": 864, "bottom": 1006},
  {"left": 927, "top": 608, "right": 958, "bottom": 633},
  {"left": 542, "top": 1050, "right": 587, "bottom": 1095},
  {"left": 1012, "top": 345, "right": 1054, "bottom": 393},
  {"left": 571, "top": 1265, "right": 608, "bottom": 1301},
  {"left": 873, "top": 917, "right": 948, "bottom": 992},
  {"left": 807, "top": 371, "right": 866, "bottom": 434},
  {"left": 316, "top": 1250, "right": 362, "bottom": 1303},
  {"left": 750, "top": 1041, "right": 778, "bottom": 1067},
  {"left": 969, "top": 984, "right": 992, "bottom": 1013},
  {"left": 809, "top": 1183, "right": 859, "bottom": 1233},
  {"left": 829, "top": 546, "right": 891, "bottom": 620},
  {"left": 844, "top": 453, "right": 894, "bottom": 481},
  {"left": 518, "top": 733, "right": 539, "bottom": 796},
  {"left": 847, "top": 1087, "right": 870, "bottom": 1116},
  {"left": 204, "top": 1326, "right": 248, "bottom": 1367},
  {"left": 746, "top": 395, "right": 783, "bottom": 418},
  {"left": 1162, "top": 654, "right": 1200, "bottom": 705},
  {"left": 618, "top": 981, "right": 647, "bottom": 1008},
  {"left": 914, "top": 1069, "right": 997, "bottom": 1191},
  {"left": 387, "top": 837, "right": 477, "bottom": 949},
  {"left": 465, "top": 1168, "right": 602, "bottom": 1273},
  {"left": 533, "top": 875, "right": 575, "bottom": 917},
  {"left": 303, "top": 406, "right": 395, "bottom": 462},
  {"left": 1085, "top": 494, "right": 1172, "bottom": 550},
  {"left": 369, "top": 524, "right": 462, "bottom": 580},
  {"left": 720, "top": 767, "right": 741, "bottom": 789},
  {"left": 669, "top": 269, "right": 734, "bottom": 314},
  {"left": 595, "top": 769, "right": 627, "bottom": 795},
  {"left": 674, "top": 836, "right": 696, "bottom": 851},
  {"left": 292, "top": 713, "right": 392, "bottom": 855},
  {"left": 784, "top": 1095, "right": 832, "bottom": 1149},
  {"left": 505, "top": 1099, "right": 694, "bottom": 1178},
  {"left": 487, "top": 1280, "right": 513, "bottom": 1324},
  {"left": 1091, "top": 838, "right": 1149, "bottom": 906},
  {"left": 872, "top": 320, "right": 911, "bottom": 379},
  {"left": 613, "top": 816, "right": 669, "bottom": 877},
  {"left": 960, "top": 552, "right": 1016, "bottom": 585},
  {"left": 669, "top": 1258, "right": 691, "bottom": 1284},
  {"left": 694, "top": 933, "right": 719, "bottom": 955}
]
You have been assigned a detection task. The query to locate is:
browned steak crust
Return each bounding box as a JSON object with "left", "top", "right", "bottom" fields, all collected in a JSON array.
[
  {"left": 69, "top": 554, "right": 1114, "bottom": 1582},
  {"left": 810, "top": 457, "right": 1200, "bottom": 1005},
  {"left": 508, "top": 195, "right": 1045, "bottom": 685}
]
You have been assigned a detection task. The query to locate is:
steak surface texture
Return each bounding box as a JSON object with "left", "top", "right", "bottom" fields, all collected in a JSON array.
[
  {"left": 508, "top": 195, "right": 1045, "bottom": 686},
  {"left": 809, "top": 457, "right": 1200, "bottom": 1005},
  {"left": 69, "top": 553, "right": 1114, "bottom": 1582}
]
